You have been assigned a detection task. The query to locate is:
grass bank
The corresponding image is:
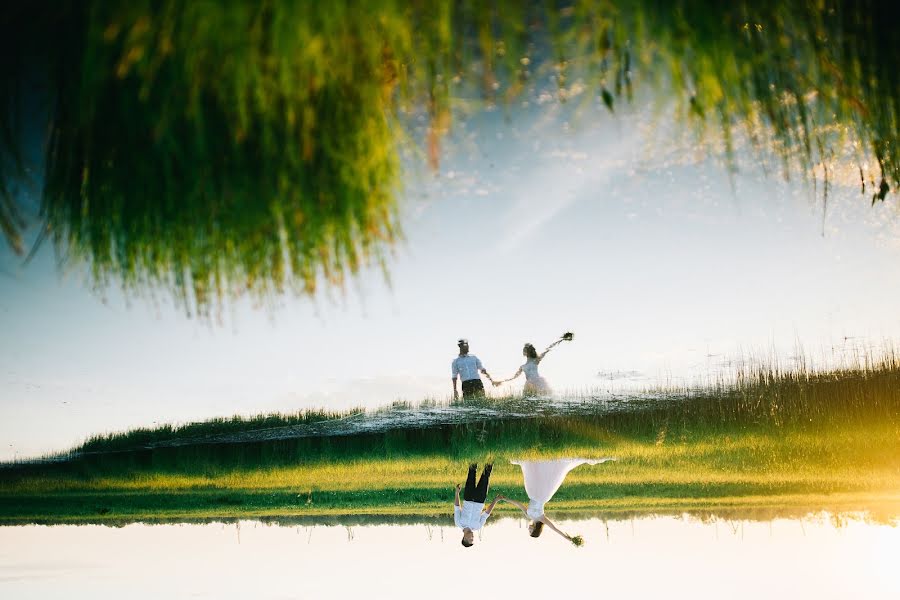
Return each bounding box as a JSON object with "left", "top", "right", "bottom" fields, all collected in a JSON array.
[{"left": 1, "top": 360, "right": 898, "bottom": 524}]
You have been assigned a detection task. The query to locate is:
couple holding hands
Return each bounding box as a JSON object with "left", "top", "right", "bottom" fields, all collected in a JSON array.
[
  {"left": 454, "top": 458, "right": 615, "bottom": 547},
  {"left": 451, "top": 331, "right": 613, "bottom": 548},
  {"left": 451, "top": 333, "right": 574, "bottom": 400}
]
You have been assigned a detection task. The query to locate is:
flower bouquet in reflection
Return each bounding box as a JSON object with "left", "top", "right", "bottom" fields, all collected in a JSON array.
[{"left": 568, "top": 535, "right": 584, "bottom": 547}]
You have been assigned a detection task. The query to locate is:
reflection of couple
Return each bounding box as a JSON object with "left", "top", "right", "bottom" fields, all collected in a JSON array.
[
  {"left": 451, "top": 334, "right": 573, "bottom": 400},
  {"left": 455, "top": 457, "right": 615, "bottom": 548},
  {"left": 454, "top": 464, "right": 501, "bottom": 548}
]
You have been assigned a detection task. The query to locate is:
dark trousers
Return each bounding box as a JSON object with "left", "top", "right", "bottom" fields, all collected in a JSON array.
[
  {"left": 461, "top": 378, "right": 485, "bottom": 399},
  {"left": 463, "top": 463, "right": 492, "bottom": 503}
]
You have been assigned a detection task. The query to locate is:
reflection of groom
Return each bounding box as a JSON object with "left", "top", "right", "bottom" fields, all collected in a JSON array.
[{"left": 455, "top": 463, "right": 500, "bottom": 548}]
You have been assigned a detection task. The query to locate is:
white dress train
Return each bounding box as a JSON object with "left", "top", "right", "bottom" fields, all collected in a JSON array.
[{"left": 510, "top": 457, "right": 616, "bottom": 519}]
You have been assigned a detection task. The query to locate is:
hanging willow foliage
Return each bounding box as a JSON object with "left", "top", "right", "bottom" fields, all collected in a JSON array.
[{"left": 1, "top": 0, "right": 898, "bottom": 315}]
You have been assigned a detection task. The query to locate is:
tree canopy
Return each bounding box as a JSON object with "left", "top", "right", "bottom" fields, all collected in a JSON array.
[{"left": 2, "top": 0, "right": 897, "bottom": 315}]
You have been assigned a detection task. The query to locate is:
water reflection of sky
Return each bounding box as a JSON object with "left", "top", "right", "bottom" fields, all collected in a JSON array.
[
  {"left": 4, "top": 94, "right": 900, "bottom": 459},
  {"left": 0, "top": 514, "right": 897, "bottom": 598}
]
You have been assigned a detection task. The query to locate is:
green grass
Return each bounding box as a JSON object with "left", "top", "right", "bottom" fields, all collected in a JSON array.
[
  {"left": 1, "top": 424, "right": 896, "bottom": 523},
  {"left": 1, "top": 357, "right": 898, "bottom": 524},
  {"left": 2, "top": 1, "right": 899, "bottom": 313},
  {"left": 75, "top": 407, "right": 365, "bottom": 454}
]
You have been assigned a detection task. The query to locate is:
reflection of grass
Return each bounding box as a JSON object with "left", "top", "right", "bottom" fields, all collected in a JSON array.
[
  {"left": 1, "top": 430, "right": 897, "bottom": 522},
  {"left": 2, "top": 505, "right": 893, "bottom": 528},
  {"left": 3, "top": 1, "right": 899, "bottom": 312},
  {"left": 1, "top": 359, "right": 897, "bottom": 523},
  {"left": 6, "top": 423, "right": 898, "bottom": 493}
]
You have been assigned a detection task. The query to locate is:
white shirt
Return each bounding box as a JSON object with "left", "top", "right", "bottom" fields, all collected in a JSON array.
[
  {"left": 454, "top": 501, "right": 490, "bottom": 530},
  {"left": 451, "top": 354, "right": 484, "bottom": 382}
]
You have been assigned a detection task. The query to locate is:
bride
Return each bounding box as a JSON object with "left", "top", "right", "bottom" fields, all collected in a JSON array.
[
  {"left": 499, "top": 457, "right": 615, "bottom": 545},
  {"left": 492, "top": 332, "right": 573, "bottom": 396}
]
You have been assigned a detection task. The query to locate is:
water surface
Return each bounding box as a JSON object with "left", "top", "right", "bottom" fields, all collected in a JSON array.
[{"left": 1, "top": 512, "right": 896, "bottom": 599}]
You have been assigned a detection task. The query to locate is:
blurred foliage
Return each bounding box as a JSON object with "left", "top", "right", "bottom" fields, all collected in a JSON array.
[{"left": 1, "top": 0, "right": 898, "bottom": 314}]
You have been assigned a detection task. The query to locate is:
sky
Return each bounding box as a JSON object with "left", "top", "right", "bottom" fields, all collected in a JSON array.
[
  {"left": 1, "top": 515, "right": 897, "bottom": 599},
  {"left": 3, "top": 95, "right": 900, "bottom": 460}
]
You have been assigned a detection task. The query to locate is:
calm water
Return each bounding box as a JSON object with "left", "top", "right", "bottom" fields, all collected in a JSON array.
[{"left": 1, "top": 513, "right": 897, "bottom": 599}]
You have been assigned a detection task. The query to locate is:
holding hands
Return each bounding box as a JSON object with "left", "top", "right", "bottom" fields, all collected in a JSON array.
[{"left": 488, "top": 374, "right": 506, "bottom": 388}]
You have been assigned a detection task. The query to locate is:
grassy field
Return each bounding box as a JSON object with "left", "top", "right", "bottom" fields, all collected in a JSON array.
[{"left": 1, "top": 359, "right": 898, "bottom": 524}]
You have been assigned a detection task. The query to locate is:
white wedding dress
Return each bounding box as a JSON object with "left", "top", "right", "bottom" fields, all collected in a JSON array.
[
  {"left": 510, "top": 457, "right": 616, "bottom": 519},
  {"left": 521, "top": 359, "right": 550, "bottom": 395}
]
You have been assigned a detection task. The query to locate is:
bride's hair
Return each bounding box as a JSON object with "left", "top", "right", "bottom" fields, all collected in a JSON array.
[
  {"left": 523, "top": 343, "right": 538, "bottom": 359},
  {"left": 529, "top": 520, "right": 544, "bottom": 537}
]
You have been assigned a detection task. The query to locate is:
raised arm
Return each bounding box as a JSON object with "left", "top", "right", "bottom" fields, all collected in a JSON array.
[
  {"left": 540, "top": 514, "right": 574, "bottom": 541},
  {"left": 538, "top": 338, "right": 565, "bottom": 361},
  {"left": 493, "top": 366, "right": 523, "bottom": 386}
]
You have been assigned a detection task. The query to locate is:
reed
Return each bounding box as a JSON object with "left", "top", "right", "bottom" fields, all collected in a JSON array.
[
  {"left": 76, "top": 407, "right": 365, "bottom": 454},
  {"left": 56, "top": 348, "right": 900, "bottom": 458}
]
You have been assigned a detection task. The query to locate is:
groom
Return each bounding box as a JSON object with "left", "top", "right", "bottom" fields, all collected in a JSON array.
[
  {"left": 452, "top": 338, "right": 491, "bottom": 400},
  {"left": 454, "top": 463, "right": 501, "bottom": 547}
]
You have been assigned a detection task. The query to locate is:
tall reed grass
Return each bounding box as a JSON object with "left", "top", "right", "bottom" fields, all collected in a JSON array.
[
  {"left": 649, "top": 348, "right": 900, "bottom": 429},
  {"left": 76, "top": 408, "right": 365, "bottom": 455},
  {"left": 6, "top": 351, "right": 897, "bottom": 476}
]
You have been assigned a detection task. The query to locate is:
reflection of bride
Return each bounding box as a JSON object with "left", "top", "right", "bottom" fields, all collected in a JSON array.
[
  {"left": 492, "top": 332, "right": 573, "bottom": 396},
  {"left": 501, "top": 458, "right": 616, "bottom": 545}
]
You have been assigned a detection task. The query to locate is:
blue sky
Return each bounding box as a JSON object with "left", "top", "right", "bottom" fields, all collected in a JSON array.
[{"left": 3, "top": 98, "right": 900, "bottom": 459}]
